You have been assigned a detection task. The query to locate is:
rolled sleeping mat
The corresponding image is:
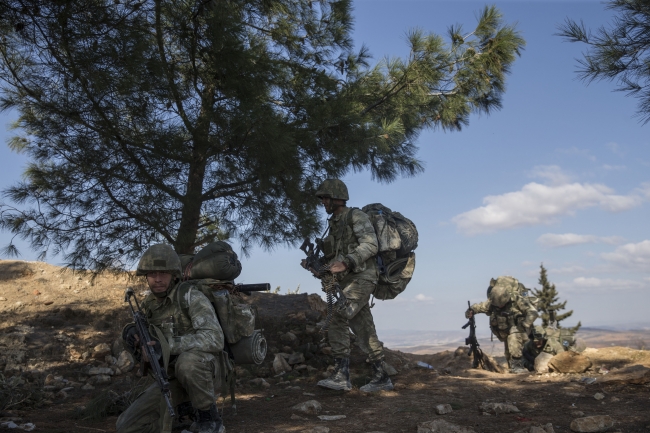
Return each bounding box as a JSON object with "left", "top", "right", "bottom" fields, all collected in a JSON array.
[{"left": 229, "top": 329, "right": 267, "bottom": 365}]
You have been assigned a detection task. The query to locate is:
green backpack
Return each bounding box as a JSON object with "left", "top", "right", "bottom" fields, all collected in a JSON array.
[
  {"left": 358, "top": 203, "right": 418, "bottom": 300},
  {"left": 180, "top": 241, "right": 242, "bottom": 281},
  {"left": 488, "top": 276, "right": 539, "bottom": 309}
]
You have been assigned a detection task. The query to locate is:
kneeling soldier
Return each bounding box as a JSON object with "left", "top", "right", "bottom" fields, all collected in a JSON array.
[{"left": 117, "top": 244, "right": 226, "bottom": 433}]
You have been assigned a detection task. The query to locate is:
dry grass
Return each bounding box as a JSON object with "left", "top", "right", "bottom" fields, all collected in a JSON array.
[{"left": 0, "top": 373, "right": 43, "bottom": 411}]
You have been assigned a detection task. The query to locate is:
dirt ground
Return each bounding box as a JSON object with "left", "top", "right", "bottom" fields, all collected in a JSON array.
[{"left": 2, "top": 259, "right": 650, "bottom": 433}]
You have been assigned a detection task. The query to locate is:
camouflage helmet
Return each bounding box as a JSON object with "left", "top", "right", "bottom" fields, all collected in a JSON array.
[
  {"left": 315, "top": 179, "right": 349, "bottom": 201},
  {"left": 136, "top": 244, "right": 182, "bottom": 277},
  {"left": 488, "top": 284, "right": 511, "bottom": 308},
  {"left": 531, "top": 325, "right": 547, "bottom": 341}
]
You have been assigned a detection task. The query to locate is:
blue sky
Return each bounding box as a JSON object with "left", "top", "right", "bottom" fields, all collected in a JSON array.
[{"left": 1, "top": 1, "right": 649, "bottom": 333}]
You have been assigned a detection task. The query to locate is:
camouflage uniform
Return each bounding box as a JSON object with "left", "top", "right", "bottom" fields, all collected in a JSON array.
[
  {"left": 470, "top": 288, "right": 538, "bottom": 368},
  {"left": 324, "top": 206, "right": 383, "bottom": 362},
  {"left": 117, "top": 282, "right": 224, "bottom": 433}
]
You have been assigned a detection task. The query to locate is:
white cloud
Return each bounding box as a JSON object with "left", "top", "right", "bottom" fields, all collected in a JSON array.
[
  {"left": 529, "top": 165, "right": 572, "bottom": 185},
  {"left": 566, "top": 277, "right": 646, "bottom": 291},
  {"left": 602, "top": 164, "right": 626, "bottom": 171},
  {"left": 453, "top": 182, "right": 644, "bottom": 235},
  {"left": 537, "top": 233, "right": 625, "bottom": 248},
  {"left": 601, "top": 240, "right": 650, "bottom": 271},
  {"left": 415, "top": 293, "right": 433, "bottom": 301}
]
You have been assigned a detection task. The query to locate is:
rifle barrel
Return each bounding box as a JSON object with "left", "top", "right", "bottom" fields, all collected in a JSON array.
[{"left": 236, "top": 283, "right": 271, "bottom": 292}]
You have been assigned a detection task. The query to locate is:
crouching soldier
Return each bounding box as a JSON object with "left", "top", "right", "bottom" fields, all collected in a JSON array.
[
  {"left": 465, "top": 276, "right": 538, "bottom": 373},
  {"left": 117, "top": 244, "right": 226, "bottom": 433},
  {"left": 522, "top": 325, "right": 584, "bottom": 371}
]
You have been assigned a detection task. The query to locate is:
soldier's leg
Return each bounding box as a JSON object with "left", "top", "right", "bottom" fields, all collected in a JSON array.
[
  {"left": 174, "top": 350, "right": 219, "bottom": 411},
  {"left": 346, "top": 281, "right": 383, "bottom": 362},
  {"left": 116, "top": 383, "right": 162, "bottom": 433},
  {"left": 506, "top": 331, "right": 528, "bottom": 372},
  {"left": 174, "top": 350, "right": 223, "bottom": 433},
  {"left": 326, "top": 310, "right": 351, "bottom": 359},
  {"left": 317, "top": 278, "right": 375, "bottom": 391}
]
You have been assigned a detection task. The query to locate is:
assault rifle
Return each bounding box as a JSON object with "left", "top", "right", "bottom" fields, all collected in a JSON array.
[
  {"left": 462, "top": 300, "right": 485, "bottom": 369},
  {"left": 124, "top": 287, "right": 175, "bottom": 418},
  {"left": 299, "top": 238, "right": 326, "bottom": 278},
  {"left": 299, "top": 238, "right": 346, "bottom": 338}
]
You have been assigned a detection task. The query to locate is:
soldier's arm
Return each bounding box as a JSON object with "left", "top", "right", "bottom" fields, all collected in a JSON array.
[
  {"left": 470, "top": 300, "right": 491, "bottom": 315},
  {"left": 169, "top": 289, "right": 224, "bottom": 355},
  {"left": 344, "top": 209, "right": 378, "bottom": 271},
  {"left": 518, "top": 298, "right": 538, "bottom": 329}
]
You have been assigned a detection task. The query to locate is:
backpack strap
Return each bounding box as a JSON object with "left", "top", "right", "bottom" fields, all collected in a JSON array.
[{"left": 175, "top": 281, "right": 194, "bottom": 317}]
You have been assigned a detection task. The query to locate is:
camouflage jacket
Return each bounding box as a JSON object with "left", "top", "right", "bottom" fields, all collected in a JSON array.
[
  {"left": 523, "top": 336, "right": 565, "bottom": 360},
  {"left": 325, "top": 207, "right": 378, "bottom": 283},
  {"left": 471, "top": 294, "right": 538, "bottom": 339},
  {"left": 141, "top": 282, "right": 224, "bottom": 356}
]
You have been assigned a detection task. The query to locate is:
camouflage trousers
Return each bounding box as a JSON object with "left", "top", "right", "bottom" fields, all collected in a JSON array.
[
  {"left": 116, "top": 349, "right": 221, "bottom": 433},
  {"left": 328, "top": 278, "right": 384, "bottom": 362},
  {"left": 503, "top": 331, "right": 528, "bottom": 362}
]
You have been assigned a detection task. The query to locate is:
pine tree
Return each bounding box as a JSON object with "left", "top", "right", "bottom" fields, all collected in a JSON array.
[
  {"left": 558, "top": 0, "right": 650, "bottom": 123},
  {"left": 0, "top": 0, "right": 525, "bottom": 271},
  {"left": 533, "top": 264, "right": 581, "bottom": 330}
]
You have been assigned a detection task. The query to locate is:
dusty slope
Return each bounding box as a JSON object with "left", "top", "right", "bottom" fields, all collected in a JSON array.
[{"left": 1, "top": 259, "right": 650, "bottom": 433}]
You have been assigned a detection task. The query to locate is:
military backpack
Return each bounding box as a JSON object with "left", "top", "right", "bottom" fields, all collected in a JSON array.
[
  {"left": 357, "top": 203, "right": 418, "bottom": 300},
  {"left": 488, "top": 275, "right": 539, "bottom": 309}
]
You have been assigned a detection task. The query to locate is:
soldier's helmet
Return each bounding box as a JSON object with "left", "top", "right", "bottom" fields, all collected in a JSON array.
[
  {"left": 532, "top": 325, "right": 547, "bottom": 341},
  {"left": 136, "top": 244, "right": 182, "bottom": 277},
  {"left": 315, "top": 179, "right": 349, "bottom": 201},
  {"left": 488, "top": 285, "right": 511, "bottom": 308}
]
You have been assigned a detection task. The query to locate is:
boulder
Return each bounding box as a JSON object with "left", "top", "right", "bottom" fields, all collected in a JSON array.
[
  {"left": 87, "top": 367, "right": 114, "bottom": 376},
  {"left": 87, "top": 374, "right": 111, "bottom": 385},
  {"left": 273, "top": 353, "right": 292, "bottom": 375},
  {"left": 116, "top": 351, "right": 135, "bottom": 373},
  {"left": 535, "top": 352, "right": 554, "bottom": 374},
  {"left": 417, "top": 419, "right": 477, "bottom": 433},
  {"left": 280, "top": 332, "right": 298, "bottom": 345},
  {"left": 435, "top": 404, "right": 453, "bottom": 415},
  {"left": 569, "top": 415, "right": 614, "bottom": 432},
  {"left": 92, "top": 343, "right": 111, "bottom": 360},
  {"left": 291, "top": 400, "right": 322, "bottom": 415},
  {"left": 479, "top": 402, "right": 520, "bottom": 415},
  {"left": 549, "top": 351, "right": 592, "bottom": 374},
  {"left": 288, "top": 352, "right": 306, "bottom": 365},
  {"left": 112, "top": 338, "right": 125, "bottom": 357}
]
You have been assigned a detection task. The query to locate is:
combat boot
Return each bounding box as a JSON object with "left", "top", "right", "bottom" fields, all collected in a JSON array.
[
  {"left": 196, "top": 404, "right": 225, "bottom": 433},
  {"left": 317, "top": 357, "right": 352, "bottom": 391},
  {"left": 360, "top": 360, "right": 394, "bottom": 393},
  {"left": 509, "top": 357, "right": 528, "bottom": 374}
]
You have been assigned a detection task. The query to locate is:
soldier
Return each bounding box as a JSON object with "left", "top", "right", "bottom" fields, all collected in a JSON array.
[
  {"left": 522, "top": 324, "right": 584, "bottom": 371},
  {"left": 465, "top": 277, "right": 538, "bottom": 373},
  {"left": 116, "top": 244, "right": 226, "bottom": 433},
  {"left": 307, "top": 179, "right": 393, "bottom": 393},
  {"left": 522, "top": 325, "right": 565, "bottom": 371}
]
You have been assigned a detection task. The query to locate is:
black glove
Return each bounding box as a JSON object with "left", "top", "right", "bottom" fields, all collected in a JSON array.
[
  {"left": 122, "top": 324, "right": 138, "bottom": 351},
  {"left": 465, "top": 308, "right": 474, "bottom": 319}
]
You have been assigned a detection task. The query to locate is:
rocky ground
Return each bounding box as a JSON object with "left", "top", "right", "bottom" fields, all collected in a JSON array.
[{"left": 1, "top": 259, "right": 650, "bottom": 433}]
